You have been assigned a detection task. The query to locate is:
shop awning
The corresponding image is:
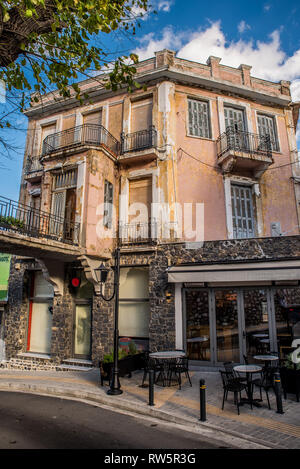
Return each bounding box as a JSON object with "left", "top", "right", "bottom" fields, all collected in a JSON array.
[{"left": 167, "top": 259, "right": 300, "bottom": 284}]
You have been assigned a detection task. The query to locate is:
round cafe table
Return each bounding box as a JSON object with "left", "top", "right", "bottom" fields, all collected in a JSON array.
[
  {"left": 233, "top": 364, "right": 263, "bottom": 408},
  {"left": 149, "top": 351, "right": 186, "bottom": 387},
  {"left": 253, "top": 354, "right": 279, "bottom": 369}
]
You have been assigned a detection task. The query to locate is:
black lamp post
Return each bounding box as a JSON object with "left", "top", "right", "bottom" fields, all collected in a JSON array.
[{"left": 94, "top": 247, "right": 122, "bottom": 395}]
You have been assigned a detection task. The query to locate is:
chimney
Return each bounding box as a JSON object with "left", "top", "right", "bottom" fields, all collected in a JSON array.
[
  {"left": 207, "top": 56, "right": 221, "bottom": 79},
  {"left": 239, "top": 64, "right": 252, "bottom": 87}
]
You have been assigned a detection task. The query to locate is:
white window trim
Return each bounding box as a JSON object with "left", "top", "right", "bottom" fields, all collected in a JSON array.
[
  {"left": 254, "top": 109, "right": 281, "bottom": 153},
  {"left": 217, "top": 97, "right": 253, "bottom": 134},
  {"left": 119, "top": 168, "right": 159, "bottom": 238},
  {"left": 186, "top": 96, "right": 214, "bottom": 140},
  {"left": 224, "top": 176, "right": 262, "bottom": 239}
]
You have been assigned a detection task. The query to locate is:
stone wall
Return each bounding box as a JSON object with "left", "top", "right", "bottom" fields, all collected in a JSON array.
[{"left": 4, "top": 235, "right": 300, "bottom": 369}]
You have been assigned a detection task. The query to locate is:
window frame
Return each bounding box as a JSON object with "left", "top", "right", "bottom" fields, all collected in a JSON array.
[
  {"left": 230, "top": 183, "right": 256, "bottom": 240},
  {"left": 103, "top": 179, "right": 114, "bottom": 229},
  {"left": 187, "top": 97, "right": 212, "bottom": 140},
  {"left": 256, "top": 113, "right": 280, "bottom": 153}
]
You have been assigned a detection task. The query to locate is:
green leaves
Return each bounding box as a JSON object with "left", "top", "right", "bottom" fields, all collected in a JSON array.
[{"left": 0, "top": 0, "right": 150, "bottom": 111}]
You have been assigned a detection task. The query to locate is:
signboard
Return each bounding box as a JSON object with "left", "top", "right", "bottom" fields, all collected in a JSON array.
[{"left": 0, "top": 254, "right": 11, "bottom": 301}]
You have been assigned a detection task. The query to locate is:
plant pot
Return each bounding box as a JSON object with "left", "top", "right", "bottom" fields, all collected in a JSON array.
[
  {"left": 100, "top": 352, "right": 145, "bottom": 385},
  {"left": 280, "top": 366, "right": 300, "bottom": 402}
]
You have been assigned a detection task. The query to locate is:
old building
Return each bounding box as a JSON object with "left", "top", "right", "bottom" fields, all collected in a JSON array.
[{"left": 1, "top": 49, "right": 300, "bottom": 370}]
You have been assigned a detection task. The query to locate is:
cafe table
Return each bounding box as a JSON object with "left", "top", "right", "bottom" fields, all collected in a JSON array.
[
  {"left": 253, "top": 354, "right": 279, "bottom": 369},
  {"left": 233, "top": 364, "right": 263, "bottom": 408},
  {"left": 149, "top": 351, "right": 186, "bottom": 386}
]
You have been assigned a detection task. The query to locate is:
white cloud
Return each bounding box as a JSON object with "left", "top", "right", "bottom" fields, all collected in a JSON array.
[
  {"left": 238, "top": 20, "right": 251, "bottom": 34},
  {"left": 135, "top": 21, "right": 300, "bottom": 102},
  {"left": 264, "top": 4, "right": 271, "bottom": 11},
  {"left": 157, "top": 1, "right": 173, "bottom": 12}
]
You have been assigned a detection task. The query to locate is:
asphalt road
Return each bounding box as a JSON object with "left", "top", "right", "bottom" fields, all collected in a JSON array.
[{"left": 0, "top": 391, "right": 230, "bottom": 450}]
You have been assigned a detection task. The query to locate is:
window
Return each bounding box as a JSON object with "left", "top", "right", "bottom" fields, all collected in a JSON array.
[
  {"left": 131, "top": 98, "right": 152, "bottom": 133},
  {"left": 50, "top": 168, "right": 77, "bottom": 241},
  {"left": 104, "top": 180, "right": 113, "bottom": 229},
  {"left": 188, "top": 99, "right": 211, "bottom": 138},
  {"left": 27, "top": 271, "right": 54, "bottom": 354},
  {"left": 119, "top": 267, "right": 149, "bottom": 348},
  {"left": 257, "top": 114, "right": 279, "bottom": 152},
  {"left": 231, "top": 184, "right": 255, "bottom": 239}
]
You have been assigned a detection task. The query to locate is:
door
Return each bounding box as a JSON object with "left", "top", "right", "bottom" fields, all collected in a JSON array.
[
  {"left": 224, "top": 106, "right": 247, "bottom": 150},
  {"left": 73, "top": 304, "right": 92, "bottom": 358},
  {"left": 50, "top": 190, "right": 66, "bottom": 237},
  {"left": 29, "top": 302, "right": 52, "bottom": 354},
  {"left": 128, "top": 177, "right": 152, "bottom": 241}
]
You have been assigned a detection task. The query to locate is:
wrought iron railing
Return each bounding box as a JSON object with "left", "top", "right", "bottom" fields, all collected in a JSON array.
[
  {"left": 120, "top": 126, "right": 157, "bottom": 154},
  {"left": 216, "top": 126, "right": 273, "bottom": 160},
  {"left": 42, "top": 124, "right": 120, "bottom": 157},
  {"left": 0, "top": 196, "right": 80, "bottom": 245},
  {"left": 25, "top": 156, "right": 43, "bottom": 174},
  {"left": 119, "top": 220, "right": 180, "bottom": 245}
]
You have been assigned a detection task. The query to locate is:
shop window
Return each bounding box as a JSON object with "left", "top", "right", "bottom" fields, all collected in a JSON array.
[
  {"left": 119, "top": 267, "right": 149, "bottom": 350},
  {"left": 27, "top": 271, "right": 54, "bottom": 354}
]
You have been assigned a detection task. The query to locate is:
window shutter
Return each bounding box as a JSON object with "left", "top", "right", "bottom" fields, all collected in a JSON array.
[
  {"left": 104, "top": 180, "right": 113, "bottom": 228},
  {"left": 231, "top": 185, "right": 255, "bottom": 239},
  {"left": 188, "top": 99, "right": 210, "bottom": 138},
  {"left": 257, "top": 114, "right": 278, "bottom": 151}
]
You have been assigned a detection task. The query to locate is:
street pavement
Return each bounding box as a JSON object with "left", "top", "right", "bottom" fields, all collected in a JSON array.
[{"left": 0, "top": 365, "right": 299, "bottom": 449}]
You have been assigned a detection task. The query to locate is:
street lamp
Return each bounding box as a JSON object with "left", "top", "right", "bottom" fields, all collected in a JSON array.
[{"left": 94, "top": 247, "right": 123, "bottom": 395}]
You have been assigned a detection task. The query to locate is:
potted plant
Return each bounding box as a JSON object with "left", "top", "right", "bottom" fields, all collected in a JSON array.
[
  {"left": 280, "top": 353, "right": 300, "bottom": 402},
  {"left": 100, "top": 341, "right": 145, "bottom": 385}
]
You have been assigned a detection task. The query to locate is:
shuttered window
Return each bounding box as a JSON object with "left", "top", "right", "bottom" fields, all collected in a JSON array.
[
  {"left": 104, "top": 180, "right": 113, "bottom": 229},
  {"left": 188, "top": 99, "right": 211, "bottom": 138},
  {"left": 131, "top": 98, "right": 152, "bottom": 133},
  {"left": 231, "top": 185, "right": 255, "bottom": 239},
  {"left": 257, "top": 114, "right": 279, "bottom": 152},
  {"left": 53, "top": 169, "right": 77, "bottom": 190},
  {"left": 224, "top": 107, "right": 245, "bottom": 131}
]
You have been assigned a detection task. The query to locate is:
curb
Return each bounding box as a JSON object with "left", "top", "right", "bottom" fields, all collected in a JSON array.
[{"left": 0, "top": 380, "right": 274, "bottom": 449}]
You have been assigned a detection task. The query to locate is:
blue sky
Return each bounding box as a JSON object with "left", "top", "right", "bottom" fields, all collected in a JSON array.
[{"left": 1, "top": 0, "right": 300, "bottom": 201}]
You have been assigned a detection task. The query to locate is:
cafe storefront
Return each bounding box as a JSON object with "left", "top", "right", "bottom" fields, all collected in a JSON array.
[{"left": 168, "top": 259, "right": 300, "bottom": 366}]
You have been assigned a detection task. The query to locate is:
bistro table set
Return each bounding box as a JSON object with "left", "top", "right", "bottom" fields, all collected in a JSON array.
[
  {"left": 142, "top": 350, "right": 192, "bottom": 389},
  {"left": 221, "top": 351, "right": 280, "bottom": 414}
]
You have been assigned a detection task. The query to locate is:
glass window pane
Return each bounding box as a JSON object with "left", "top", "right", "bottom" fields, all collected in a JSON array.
[
  {"left": 215, "top": 290, "right": 239, "bottom": 363},
  {"left": 119, "top": 267, "right": 149, "bottom": 299},
  {"left": 186, "top": 290, "right": 210, "bottom": 361},
  {"left": 33, "top": 271, "right": 54, "bottom": 298},
  {"left": 74, "top": 305, "right": 91, "bottom": 356},
  {"left": 119, "top": 301, "right": 149, "bottom": 337}
]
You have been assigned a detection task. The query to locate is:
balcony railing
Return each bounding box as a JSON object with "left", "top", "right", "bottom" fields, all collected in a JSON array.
[
  {"left": 119, "top": 220, "right": 179, "bottom": 245},
  {"left": 216, "top": 127, "right": 273, "bottom": 160},
  {"left": 0, "top": 196, "right": 80, "bottom": 245},
  {"left": 42, "top": 124, "right": 120, "bottom": 157},
  {"left": 120, "top": 126, "right": 157, "bottom": 154},
  {"left": 25, "top": 157, "right": 43, "bottom": 174}
]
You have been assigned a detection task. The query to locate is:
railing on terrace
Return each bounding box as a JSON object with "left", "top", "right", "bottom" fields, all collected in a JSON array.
[
  {"left": 0, "top": 196, "right": 80, "bottom": 245},
  {"left": 216, "top": 126, "right": 273, "bottom": 160},
  {"left": 119, "top": 220, "right": 179, "bottom": 245},
  {"left": 42, "top": 124, "right": 120, "bottom": 157},
  {"left": 120, "top": 126, "right": 157, "bottom": 154},
  {"left": 25, "top": 157, "right": 43, "bottom": 174}
]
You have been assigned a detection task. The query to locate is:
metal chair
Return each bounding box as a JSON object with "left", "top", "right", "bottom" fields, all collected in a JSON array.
[
  {"left": 223, "top": 361, "right": 247, "bottom": 383},
  {"left": 141, "top": 352, "right": 161, "bottom": 387},
  {"left": 168, "top": 357, "right": 192, "bottom": 389},
  {"left": 251, "top": 368, "right": 274, "bottom": 409},
  {"left": 219, "top": 370, "right": 247, "bottom": 415}
]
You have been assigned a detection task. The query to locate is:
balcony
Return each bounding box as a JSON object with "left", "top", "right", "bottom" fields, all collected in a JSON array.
[
  {"left": 119, "top": 220, "right": 179, "bottom": 246},
  {"left": 41, "top": 124, "right": 120, "bottom": 158},
  {"left": 216, "top": 127, "right": 274, "bottom": 177},
  {"left": 0, "top": 196, "right": 80, "bottom": 245},
  {"left": 119, "top": 126, "right": 158, "bottom": 163},
  {"left": 24, "top": 157, "right": 43, "bottom": 181}
]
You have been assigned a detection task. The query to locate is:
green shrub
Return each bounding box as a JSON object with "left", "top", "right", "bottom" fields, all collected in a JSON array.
[{"left": 0, "top": 215, "right": 24, "bottom": 229}]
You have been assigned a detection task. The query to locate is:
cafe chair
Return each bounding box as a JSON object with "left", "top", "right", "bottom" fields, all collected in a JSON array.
[
  {"left": 219, "top": 370, "right": 247, "bottom": 415},
  {"left": 223, "top": 362, "right": 247, "bottom": 383},
  {"left": 168, "top": 357, "right": 192, "bottom": 390},
  {"left": 251, "top": 368, "right": 274, "bottom": 410},
  {"left": 141, "top": 352, "right": 161, "bottom": 387}
]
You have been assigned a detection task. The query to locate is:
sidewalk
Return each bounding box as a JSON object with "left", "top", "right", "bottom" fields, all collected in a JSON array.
[{"left": 0, "top": 366, "right": 299, "bottom": 449}]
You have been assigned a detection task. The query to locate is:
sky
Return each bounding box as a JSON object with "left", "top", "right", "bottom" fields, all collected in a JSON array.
[{"left": 1, "top": 0, "right": 300, "bottom": 201}]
